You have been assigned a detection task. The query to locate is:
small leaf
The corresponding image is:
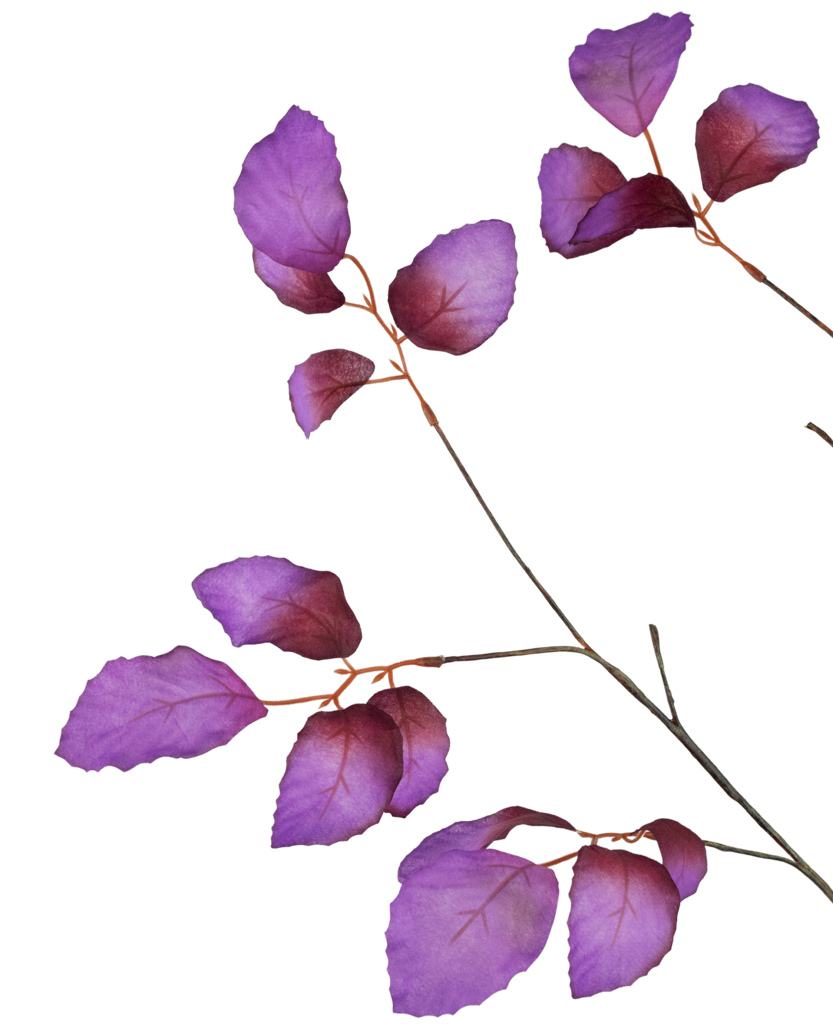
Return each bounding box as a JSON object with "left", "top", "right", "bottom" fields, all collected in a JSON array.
[
  {"left": 55, "top": 646, "right": 267, "bottom": 772},
  {"left": 272, "top": 703, "right": 402, "bottom": 847},
  {"left": 571, "top": 174, "right": 694, "bottom": 247},
  {"left": 399, "top": 806, "right": 575, "bottom": 882},
  {"left": 367, "top": 686, "right": 450, "bottom": 817},
  {"left": 252, "top": 248, "right": 345, "bottom": 314},
  {"left": 387, "top": 849, "right": 559, "bottom": 1016},
  {"left": 639, "top": 817, "right": 707, "bottom": 900},
  {"left": 695, "top": 84, "right": 819, "bottom": 202},
  {"left": 233, "top": 105, "right": 350, "bottom": 274},
  {"left": 539, "top": 144, "right": 632, "bottom": 258},
  {"left": 569, "top": 13, "right": 693, "bottom": 137},
  {"left": 192, "top": 555, "right": 362, "bottom": 660},
  {"left": 371, "top": 671, "right": 387, "bottom": 683},
  {"left": 388, "top": 220, "right": 518, "bottom": 355},
  {"left": 568, "top": 846, "right": 680, "bottom": 998},
  {"left": 288, "top": 348, "right": 375, "bottom": 438}
]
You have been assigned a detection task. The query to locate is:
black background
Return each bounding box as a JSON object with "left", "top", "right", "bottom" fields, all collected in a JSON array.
[{"left": 50, "top": 6, "right": 823, "bottom": 1015}]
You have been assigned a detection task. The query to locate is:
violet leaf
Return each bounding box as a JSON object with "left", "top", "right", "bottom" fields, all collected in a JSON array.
[
  {"left": 539, "top": 144, "right": 633, "bottom": 257},
  {"left": 387, "top": 848, "right": 559, "bottom": 1016},
  {"left": 55, "top": 646, "right": 267, "bottom": 772},
  {"left": 367, "top": 686, "right": 450, "bottom": 817},
  {"left": 288, "top": 349, "right": 375, "bottom": 438},
  {"left": 640, "top": 817, "right": 707, "bottom": 900},
  {"left": 695, "top": 84, "right": 819, "bottom": 203},
  {"left": 271, "top": 703, "right": 403, "bottom": 847},
  {"left": 569, "top": 13, "right": 693, "bottom": 137},
  {"left": 399, "top": 806, "right": 575, "bottom": 882},
  {"left": 568, "top": 845, "right": 680, "bottom": 998},
  {"left": 388, "top": 220, "right": 517, "bottom": 355},
  {"left": 233, "top": 105, "right": 350, "bottom": 274},
  {"left": 192, "top": 555, "right": 362, "bottom": 660},
  {"left": 252, "top": 248, "right": 345, "bottom": 314},
  {"left": 571, "top": 174, "right": 694, "bottom": 246}
]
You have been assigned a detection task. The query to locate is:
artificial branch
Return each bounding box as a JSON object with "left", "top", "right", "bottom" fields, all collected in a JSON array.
[{"left": 806, "top": 421, "right": 833, "bottom": 448}]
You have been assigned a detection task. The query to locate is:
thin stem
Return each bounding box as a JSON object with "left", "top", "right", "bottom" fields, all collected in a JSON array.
[
  {"left": 642, "top": 128, "right": 663, "bottom": 176},
  {"left": 799, "top": 417, "right": 831, "bottom": 450},
  {"left": 649, "top": 624, "right": 678, "bottom": 724},
  {"left": 691, "top": 214, "right": 832, "bottom": 339},
  {"left": 702, "top": 841, "right": 801, "bottom": 869}
]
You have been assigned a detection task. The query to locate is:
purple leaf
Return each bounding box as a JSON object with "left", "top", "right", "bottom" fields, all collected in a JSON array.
[
  {"left": 367, "top": 686, "right": 450, "bottom": 817},
  {"left": 252, "top": 248, "right": 345, "bottom": 314},
  {"left": 55, "top": 646, "right": 267, "bottom": 772},
  {"left": 571, "top": 174, "right": 694, "bottom": 247},
  {"left": 192, "top": 555, "right": 362, "bottom": 660},
  {"left": 399, "top": 806, "right": 575, "bottom": 882},
  {"left": 568, "top": 845, "right": 680, "bottom": 998},
  {"left": 640, "top": 818, "right": 707, "bottom": 900},
  {"left": 388, "top": 220, "right": 517, "bottom": 355},
  {"left": 539, "top": 144, "right": 632, "bottom": 258},
  {"left": 288, "top": 349, "right": 375, "bottom": 438},
  {"left": 569, "top": 13, "right": 693, "bottom": 137},
  {"left": 233, "top": 106, "right": 350, "bottom": 274},
  {"left": 387, "top": 849, "right": 559, "bottom": 1016},
  {"left": 271, "top": 703, "right": 403, "bottom": 847},
  {"left": 695, "top": 84, "right": 819, "bottom": 202}
]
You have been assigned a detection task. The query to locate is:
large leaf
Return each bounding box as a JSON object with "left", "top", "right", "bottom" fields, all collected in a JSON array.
[
  {"left": 192, "top": 555, "right": 362, "bottom": 660},
  {"left": 55, "top": 646, "right": 267, "bottom": 772},
  {"left": 271, "top": 704, "right": 402, "bottom": 847},
  {"left": 387, "top": 849, "right": 559, "bottom": 1016},
  {"left": 568, "top": 845, "right": 680, "bottom": 997},
  {"left": 569, "top": 13, "right": 693, "bottom": 137},
  {"left": 233, "top": 105, "right": 350, "bottom": 274},
  {"left": 388, "top": 220, "right": 517, "bottom": 355},
  {"left": 695, "top": 84, "right": 819, "bottom": 202}
]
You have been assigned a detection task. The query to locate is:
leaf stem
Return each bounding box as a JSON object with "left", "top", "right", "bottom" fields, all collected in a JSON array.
[{"left": 642, "top": 128, "right": 663, "bottom": 176}]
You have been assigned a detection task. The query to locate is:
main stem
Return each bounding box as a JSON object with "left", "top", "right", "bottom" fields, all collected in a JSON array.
[{"left": 426, "top": 405, "right": 827, "bottom": 897}]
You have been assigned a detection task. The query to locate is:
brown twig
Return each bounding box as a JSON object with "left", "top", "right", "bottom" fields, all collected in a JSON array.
[{"left": 806, "top": 422, "right": 833, "bottom": 449}]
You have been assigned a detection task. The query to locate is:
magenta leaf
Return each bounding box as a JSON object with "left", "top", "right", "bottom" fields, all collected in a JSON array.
[
  {"left": 695, "top": 84, "right": 819, "bottom": 203},
  {"left": 569, "top": 13, "right": 693, "bottom": 137},
  {"left": 571, "top": 174, "right": 694, "bottom": 246},
  {"left": 387, "top": 849, "right": 559, "bottom": 1016},
  {"left": 539, "top": 144, "right": 632, "bottom": 258},
  {"left": 568, "top": 845, "right": 680, "bottom": 998},
  {"left": 252, "top": 248, "right": 345, "bottom": 314},
  {"left": 388, "top": 220, "right": 518, "bottom": 355},
  {"left": 233, "top": 106, "right": 350, "bottom": 274},
  {"left": 192, "top": 555, "right": 362, "bottom": 660},
  {"left": 399, "top": 806, "right": 575, "bottom": 882},
  {"left": 271, "top": 703, "right": 403, "bottom": 847},
  {"left": 640, "top": 817, "right": 707, "bottom": 900},
  {"left": 366, "top": 686, "right": 450, "bottom": 817},
  {"left": 288, "top": 349, "right": 375, "bottom": 438},
  {"left": 55, "top": 646, "right": 267, "bottom": 772}
]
